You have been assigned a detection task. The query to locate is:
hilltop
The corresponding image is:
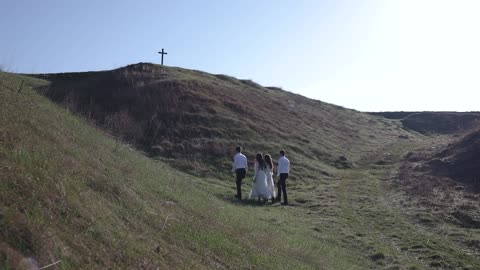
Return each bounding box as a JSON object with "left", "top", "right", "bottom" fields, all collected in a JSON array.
[{"left": 1, "top": 64, "right": 480, "bottom": 269}]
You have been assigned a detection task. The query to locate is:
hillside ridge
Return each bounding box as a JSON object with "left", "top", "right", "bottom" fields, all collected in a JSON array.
[{"left": 30, "top": 62, "right": 413, "bottom": 178}]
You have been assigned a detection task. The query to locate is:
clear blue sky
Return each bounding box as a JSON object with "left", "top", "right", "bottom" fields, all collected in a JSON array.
[{"left": 1, "top": 0, "right": 479, "bottom": 111}]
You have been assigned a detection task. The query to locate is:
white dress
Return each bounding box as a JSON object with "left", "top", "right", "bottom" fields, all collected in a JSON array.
[
  {"left": 249, "top": 162, "right": 272, "bottom": 199},
  {"left": 265, "top": 165, "right": 276, "bottom": 198}
]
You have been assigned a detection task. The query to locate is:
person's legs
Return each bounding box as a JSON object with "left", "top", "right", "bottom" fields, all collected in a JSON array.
[
  {"left": 235, "top": 169, "right": 245, "bottom": 199},
  {"left": 236, "top": 179, "right": 242, "bottom": 199},
  {"left": 280, "top": 173, "right": 288, "bottom": 204},
  {"left": 277, "top": 177, "right": 282, "bottom": 202},
  {"left": 282, "top": 181, "right": 288, "bottom": 204}
]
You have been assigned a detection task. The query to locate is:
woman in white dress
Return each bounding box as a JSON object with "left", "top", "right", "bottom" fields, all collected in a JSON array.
[
  {"left": 264, "top": 154, "right": 276, "bottom": 203},
  {"left": 249, "top": 153, "right": 271, "bottom": 202}
]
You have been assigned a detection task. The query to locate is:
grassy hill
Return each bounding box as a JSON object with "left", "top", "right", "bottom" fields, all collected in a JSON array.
[
  {"left": 1, "top": 65, "right": 480, "bottom": 269},
  {"left": 31, "top": 63, "right": 414, "bottom": 178}
]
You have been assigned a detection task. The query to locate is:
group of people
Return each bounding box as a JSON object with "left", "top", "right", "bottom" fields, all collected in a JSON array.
[{"left": 232, "top": 147, "right": 290, "bottom": 205}]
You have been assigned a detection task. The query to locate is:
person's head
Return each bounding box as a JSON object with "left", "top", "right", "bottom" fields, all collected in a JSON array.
[
  {"left": 236, "top": 146, "right": 242, "bottom": 153},
  {"left": 255, "top": 153, "right": 263, "bottom": 164},
  {"left": 264, "top": 154, "right": 273, "bottom": 169},
  {"left": 256, "top": 153, "right": 265, "bottom": 169},
  {"left": 280, "top": 149, "right": 286, "bottom": 157}
]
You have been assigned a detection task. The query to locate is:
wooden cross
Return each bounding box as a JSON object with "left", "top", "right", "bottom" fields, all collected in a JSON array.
[{"left": 158, "top": 48, "right": 167, "bottom": 65}]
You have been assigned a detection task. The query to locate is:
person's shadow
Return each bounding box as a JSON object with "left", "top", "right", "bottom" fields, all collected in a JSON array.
[{"left": 214, "top": 193, "right": 279, "bottom": 207}]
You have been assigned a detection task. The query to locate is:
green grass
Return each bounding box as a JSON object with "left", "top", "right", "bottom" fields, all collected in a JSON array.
[{"left": 2, "top": 69, "right": 480, "bottom": 270}]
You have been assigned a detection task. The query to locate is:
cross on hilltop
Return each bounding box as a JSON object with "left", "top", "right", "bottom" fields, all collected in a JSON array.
[{"left": 158, "top": 48, "right": 167, "bottom": 65}]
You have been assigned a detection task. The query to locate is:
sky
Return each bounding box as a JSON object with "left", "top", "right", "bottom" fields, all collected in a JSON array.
[{"left": 1, "top": 0, "right": 479, "bottom": 111}]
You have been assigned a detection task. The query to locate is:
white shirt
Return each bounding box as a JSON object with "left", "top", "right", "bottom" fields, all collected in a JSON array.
[
  {"left": 277, "top": 156, "right": 290, "bottom": 175},
  {"left": 232, "top": 153, "right": 248, "bottom": 172}
]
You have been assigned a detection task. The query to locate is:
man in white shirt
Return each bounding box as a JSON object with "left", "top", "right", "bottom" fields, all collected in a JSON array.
[
  {"left": 232, "top": 146, "right": 248, "bottom": 200},
  {"left": 277, "top": 149, "right": 290, "bottom": 205}
]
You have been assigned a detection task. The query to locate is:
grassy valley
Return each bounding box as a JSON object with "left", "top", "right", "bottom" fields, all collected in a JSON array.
[{"left": 1, "top": 64, "right": 479, "bottom": 269}]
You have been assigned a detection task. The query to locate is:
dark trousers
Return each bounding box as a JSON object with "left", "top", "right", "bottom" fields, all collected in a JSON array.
[
  {"left": 235, "top": 168, "right": 246, "bottom": 199},
  {"left": 277, "top": 173, "right": 288, "bottom": 204}
]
